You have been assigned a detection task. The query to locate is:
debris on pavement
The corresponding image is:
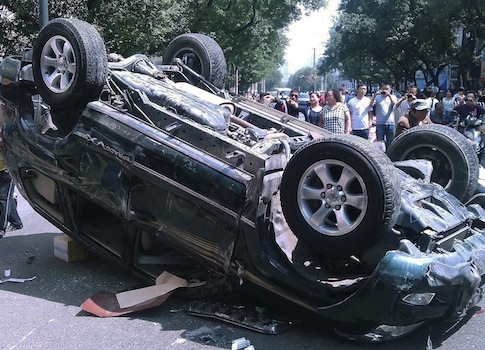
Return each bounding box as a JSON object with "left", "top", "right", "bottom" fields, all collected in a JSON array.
[
  {"left": 54, "top": 234, "right": 95, "bottom": 262},
  {"left": 81, "top": 271, "right": 188, "bottom": 317},
  {"left": 183, "top": 325, "right": 227, "bottom": 345},
  {"left": 185, "top": 300, "right": 297, "bottom": 334},
  {"left": 231, "top": 337, "right": 254, "bottom": 350},
  {"left": 80, "top": 290, "right": 172, "bottom": 317},
  {"left": 115, "top": 270, "right": 188, "bottom": 308},
  {"left": 0, "top": 276, "right": 36, "bottom": 283}
]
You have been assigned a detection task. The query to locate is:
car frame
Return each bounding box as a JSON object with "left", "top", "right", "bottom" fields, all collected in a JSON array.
[{"left": 1, "top": 18, "right": 485, "bottom": 342}]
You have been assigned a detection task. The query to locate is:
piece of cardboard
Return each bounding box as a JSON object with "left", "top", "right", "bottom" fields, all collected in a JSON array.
[
  {"left": 81, "top": 291, "right": 171, "bottom": 317},
  {"left": 115, "top": 271, "right": 188, "bottom": 309}
]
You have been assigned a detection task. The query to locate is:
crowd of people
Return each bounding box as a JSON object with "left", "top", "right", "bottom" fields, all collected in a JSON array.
[{"left": 257, "top": 85, "right": 485, "bottom": 147}]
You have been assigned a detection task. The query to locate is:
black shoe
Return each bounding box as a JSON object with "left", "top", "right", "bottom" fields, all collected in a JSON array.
[
  {"left": 0, "top": 230, "right": 4, "bottom": 238},
  {"left": 7, "top": 224, "right": 22, "bottom": 231}
]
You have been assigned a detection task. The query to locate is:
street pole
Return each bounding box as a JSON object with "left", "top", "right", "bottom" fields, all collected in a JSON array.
[
  {"left": 313, "top": 48, "right": 316, "bottom": 92},
  {"left": 39, "top": 0, "right": 48, "bottom": 29},
  {"left": 235, "top": 68, "right": 239, "bottom": 95}
]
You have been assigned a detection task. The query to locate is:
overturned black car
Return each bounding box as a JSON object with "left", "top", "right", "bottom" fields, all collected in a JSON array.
[{"left": 1, "top": 18, "right": 485, "bottom": 341}]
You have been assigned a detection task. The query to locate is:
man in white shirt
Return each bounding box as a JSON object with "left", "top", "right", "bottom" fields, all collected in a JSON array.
[
  {"left": 368, "top": 83, "right": 397, "bottom": 147},
  {"left": 347, "top": 84, "right": 372, "bottom": 139}
]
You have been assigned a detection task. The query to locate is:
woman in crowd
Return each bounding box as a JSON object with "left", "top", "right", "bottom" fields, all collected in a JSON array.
[
  {"left": 441, "top": 89, "right": 456, "bottom": 113},
  {"left": 319, "top": 89, "right": 351, "bottom": 134},
  {"left": 301, "top": 92, "right": 323, "bottom": 126}
]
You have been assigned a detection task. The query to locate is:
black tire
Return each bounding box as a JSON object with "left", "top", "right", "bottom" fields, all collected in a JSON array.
[
  {"left": 162, "top": 33, "right": 226, "bottom": 89},
  {"left": 32, "top": 18, "right": 108, "bottom": 109},
  {"left": 386, "top": 124, "right": 478, "bottom": 202},
  {"left": 280, "top": 135, "right": 401, "bottom": 258}
]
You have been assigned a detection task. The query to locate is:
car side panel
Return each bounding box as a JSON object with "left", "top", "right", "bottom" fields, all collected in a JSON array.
[{"left": 79, "top": 102, "right": 250, "bottom": 271}]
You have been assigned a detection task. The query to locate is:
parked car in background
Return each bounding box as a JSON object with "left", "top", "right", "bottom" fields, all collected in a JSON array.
[
  {"left": 298, "top": 92, "right": 310, "bottom": 107},
  {"left": 1, "top": 18, "right": 485, "bottom": 342}
]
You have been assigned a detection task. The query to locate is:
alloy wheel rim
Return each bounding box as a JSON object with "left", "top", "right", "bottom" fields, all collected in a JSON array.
[
  {"left": 297, "top": 159, "right": 368, "bottom": 237},
  {"left": 40, "top": 35, "right": 76, "bottom": 93}
]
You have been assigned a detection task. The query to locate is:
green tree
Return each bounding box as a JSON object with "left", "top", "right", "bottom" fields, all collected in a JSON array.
[
  {"left": 321, "top": 0, "right": 443, "bottom": 86},
  {"left": 84, "top": 0, "right": 189, "bottom": 56},
  {"left": 0, "top": 0, "right": 328, "bottom": 91},
  {"left": 429, "top": 0, "right": 485, "bottom": 89},
  {"left": 320, "top": 0, "right": 485, "bottom": 90},
  {"left": 0, "top": 1, "right": 40, "bottom": 56},
  {"left": 183, "top": 0, "right": 327, "bottom": 90},
  {"left": 288, "top": 67, "right": 315, "bottom": 92},
  {"left": 0, "top": 0, "right": 189, "bottom": 57},
  {"left": 263, "top": 68, "right": 283, "bottom": 92}
]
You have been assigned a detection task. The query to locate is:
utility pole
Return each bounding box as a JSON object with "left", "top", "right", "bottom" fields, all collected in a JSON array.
[
  {"left": 313, "top": 48, "right": 316, "bottom": 92},
  {"left": 235, "top": 67, "right": 239, "bottom": 95},
  {"left": 39, "top": 0, "right": 48, "bottom": 28}
]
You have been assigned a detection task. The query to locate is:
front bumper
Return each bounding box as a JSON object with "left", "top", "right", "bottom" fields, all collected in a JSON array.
[{"left": 317, "top": 230, "right": 485, "bottom": 340}]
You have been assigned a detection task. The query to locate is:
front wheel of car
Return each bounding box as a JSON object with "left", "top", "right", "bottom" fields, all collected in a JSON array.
[
  {"left": 280, "top": 135, "right": 401, "bottom": 258},
  {"left": 386, "top": 124, "right": 478, "bottom": 202},
  {"left": 162, "top": 33, "right": 227, "bottom": 89},
  {"left": 32, "top": 18, "right": 108, "bottom": 109}
]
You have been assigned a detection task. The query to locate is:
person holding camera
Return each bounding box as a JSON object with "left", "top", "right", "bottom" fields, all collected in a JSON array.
[
  {"left": 454, "top": 92, "right": 485, "bottom": 123},
  {"left": 369, "top": 83, "right": 397, "bottom": 147},
  {"left": 273, "top": 88, "right": 301, "bottom": 117},
  {"left": 395, "top": 85, "right": 418, "bottom": 118}
]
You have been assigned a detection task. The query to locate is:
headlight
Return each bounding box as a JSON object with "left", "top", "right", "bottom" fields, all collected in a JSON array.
[{"left": 402, "top": 292, "right": 435, "bottom": 305}]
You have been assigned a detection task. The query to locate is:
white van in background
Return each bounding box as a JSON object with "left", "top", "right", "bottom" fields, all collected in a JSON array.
[{"left": 275, "top": 87, "right": 291, "bottom": 99}]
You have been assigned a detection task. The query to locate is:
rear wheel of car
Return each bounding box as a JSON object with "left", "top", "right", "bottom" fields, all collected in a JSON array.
[
  {"left": 386, "top": 124, "right": 478, "bottom": 202},
  {"left": 32, "top": 18, "right": 108, "bottom": 109},
  {"left": 162, "top": 33, "right": 226, "bottom": 89},
  {"left": 280, "top": 135, "right": 401, "bottom": 258}
]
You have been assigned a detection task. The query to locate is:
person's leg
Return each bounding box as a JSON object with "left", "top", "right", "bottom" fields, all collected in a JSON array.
[
  {"left": 376, "top": 124, "right": 385, "bottom": 141},
  {"left": 0, "top": 171, "right": 10, "bottom": 234},
  {"left": 5, "top": 178, "right": 22, "bottom": 229},
  {"left": 385, "top": 124, "right": 395, "bottom": 147},
  {"left": 352, "top": 129, "right": 369, "bottom": 139}
]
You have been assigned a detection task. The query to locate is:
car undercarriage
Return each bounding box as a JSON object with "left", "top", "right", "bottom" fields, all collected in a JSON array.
[{"left": 1, "top": 17, "right": 485, "bottom": 342}]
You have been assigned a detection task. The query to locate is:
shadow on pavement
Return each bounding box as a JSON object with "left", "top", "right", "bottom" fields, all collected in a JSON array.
[{"left": 0, "top": 232, "right": 480, "bottom": 350}]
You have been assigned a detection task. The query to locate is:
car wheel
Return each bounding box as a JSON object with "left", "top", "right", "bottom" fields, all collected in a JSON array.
[
  {"left": 386, "top": 124, "right": 478, "bottom": 202},
  {"left": 32, "top": 18, "right": 107, "bottom": 109},
  {"left": 280, "top": 135, "right": 401, "bottom": 258},
  {"left": 162, "top": 33, "right": 226, "bottom": 89}
]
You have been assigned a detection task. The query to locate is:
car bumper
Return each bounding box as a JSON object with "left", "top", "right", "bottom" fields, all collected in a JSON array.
[{"left": 317, "top": 231, "right": 485, "bottom": 341}]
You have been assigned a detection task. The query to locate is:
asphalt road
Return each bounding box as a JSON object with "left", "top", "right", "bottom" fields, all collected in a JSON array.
[{"left": 1, "top": 195, "right": 485, "bottom": 350}]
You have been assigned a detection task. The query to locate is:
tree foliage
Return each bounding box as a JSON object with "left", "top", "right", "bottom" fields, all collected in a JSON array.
[
  {"left": 287, "top": 66, "right": 317, "bottom": 92},
  {"left": 0, "top": 0, "right": 189, "bottom": 57},
  {"left": 320, "top": 0, "right": 485, "bottom": 90},
  {"left": 264, "top": 68, "right": 283, "bottom": 92},
  {"left": 0, "top": 0, "right": 327, "bottom": 91},
  {"left": 183, "top": 0, "right": 327, "bottom": 90},
  {"left": 84, "top": 0, "right": 190, "bottom": 56}
]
